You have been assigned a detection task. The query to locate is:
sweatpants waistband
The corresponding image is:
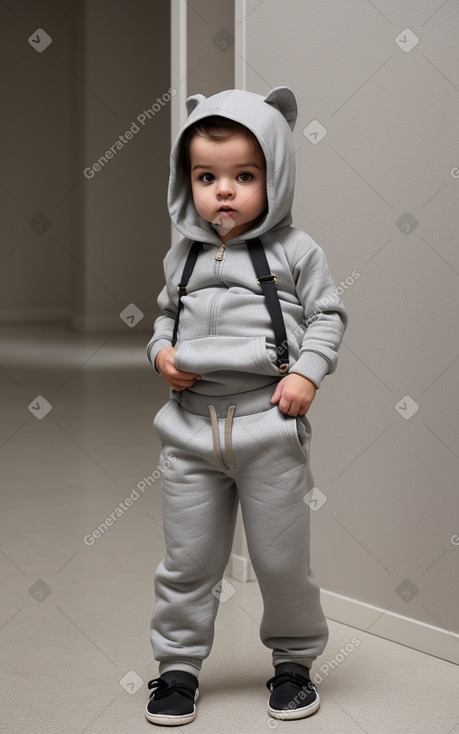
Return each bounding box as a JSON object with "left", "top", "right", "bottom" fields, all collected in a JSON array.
[{"left": 172, "top": 382, "right": 279, "bottom": 419}]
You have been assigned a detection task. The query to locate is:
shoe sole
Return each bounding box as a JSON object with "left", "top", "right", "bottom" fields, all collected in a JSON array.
[
  {"left": 145, "top": 691, "right": 198, "bottom": 726},
  {"left": 268, "top": 692, "right": 320, "bottom": 720},
  {"left": 144, "top": 707, "right": 196, "bottom": 726}
]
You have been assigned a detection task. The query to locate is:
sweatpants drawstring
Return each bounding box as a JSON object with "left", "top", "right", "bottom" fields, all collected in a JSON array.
[
  {"left": 207, "top": 404, "right": 236, "bottom": 470},
  {"left": 224, "top": 405, "right": 236, "bottom": 469}
]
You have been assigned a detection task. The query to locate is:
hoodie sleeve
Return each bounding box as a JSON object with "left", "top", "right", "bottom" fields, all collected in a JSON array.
[
  {"left": 146, "top": 254, "right": 179, "bottom": 374},
  {"left": 289, "top": 243, "right": 348, "bottom": 388}
]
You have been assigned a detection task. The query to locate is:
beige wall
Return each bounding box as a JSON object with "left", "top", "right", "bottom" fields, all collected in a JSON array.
[
  {"left": 0, "top": 0, "right": 171, "bottom": 331},
  {"left": 239, "top": 0, "right": 459, "bottom": 654}
]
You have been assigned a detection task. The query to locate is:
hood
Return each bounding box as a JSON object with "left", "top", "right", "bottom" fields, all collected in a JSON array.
[{"left": 167, "top": 87, "right": 298, "bottom": 245}]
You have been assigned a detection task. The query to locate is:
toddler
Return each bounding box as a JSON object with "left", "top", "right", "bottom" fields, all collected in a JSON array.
[{"left": 145, "top": 86, "right": 347, "bottom": 725}]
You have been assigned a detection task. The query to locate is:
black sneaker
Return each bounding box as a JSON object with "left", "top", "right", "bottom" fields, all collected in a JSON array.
[
  {"left": 145, "top": 670, "right": 199, "bottom": 726},
  {"left": 266, "top": 663, "right": 320, "bottom": 720}
]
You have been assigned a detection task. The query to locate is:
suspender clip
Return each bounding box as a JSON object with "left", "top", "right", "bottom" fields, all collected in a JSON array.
[
  {"left": 177, "top": 283, "right": 187, "bottom": 295},
  {"left": 257, "top": 274, "right": 277, "bottom": 285}
]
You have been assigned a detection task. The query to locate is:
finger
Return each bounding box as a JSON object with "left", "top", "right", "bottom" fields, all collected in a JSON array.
[
  {"left": 278, "top": 398, "right": 292, "bottom": 415},
  {"left": 166, "top": 370, "right": 198, "bottom": 383},
  {"left": 171, "top": 376, "right": 199, "bottom": 390},
  {"left": 173, "top": 380, "right": 196, "bottom": 389},
  {"left": 171, "top": 382, "right": 191, "bottom": 391},
  {"left": 285, "top": 401, "right": 300, "bottom": 416},
  {"left": 270, "top": 385, "right": 281, "bottom": 403},
  {"left": 175, "top": 369, "right": 201, "bottom": 379}
]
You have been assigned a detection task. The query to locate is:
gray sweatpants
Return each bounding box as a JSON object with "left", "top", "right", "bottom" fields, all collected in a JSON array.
[{"left": 150, "top": 382, "right": 328, "bottom": 678}]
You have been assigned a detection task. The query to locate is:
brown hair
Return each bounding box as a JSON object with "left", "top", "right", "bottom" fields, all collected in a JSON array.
[{"left": 180, "top": 116, "right": 262, "bottom": 175}]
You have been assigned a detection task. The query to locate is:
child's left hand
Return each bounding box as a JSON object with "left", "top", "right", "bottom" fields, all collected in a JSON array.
[{"left": 270, "top": 373, "right": 317, "bottom": 416}]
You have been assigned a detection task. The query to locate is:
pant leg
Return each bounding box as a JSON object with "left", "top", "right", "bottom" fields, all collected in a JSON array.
[
  {"left": 150, "top": 399, "right": 239, "bottom": 678},
  {"left": 230, "top": 404, "right": 329, "bottom": 669}
]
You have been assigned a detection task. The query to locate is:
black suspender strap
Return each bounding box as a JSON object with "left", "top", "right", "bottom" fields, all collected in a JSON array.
[
  {"left": 171, "top": 240, "right": 202, "bottom": 347},
  {"left": 171, "top": 237, "right": 289, "bottom": 375},
  {"left": 246, "top": 237, "right": 290, "bottom": 374}
]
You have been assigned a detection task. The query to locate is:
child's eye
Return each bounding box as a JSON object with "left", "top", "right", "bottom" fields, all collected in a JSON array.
[
  {"left": 198, "top": 173, "right": 215, "bottom": 183},
  {"left": 237, "top": 172, "right": 253, "bottom": 182}
]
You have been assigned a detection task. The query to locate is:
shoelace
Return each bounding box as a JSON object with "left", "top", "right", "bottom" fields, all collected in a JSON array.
[
  {"left": 147, "top": 677, "right": 196, "bottom": 702},
  {"left": 266, "top": 671, "right": 317, "bottom": 692}
]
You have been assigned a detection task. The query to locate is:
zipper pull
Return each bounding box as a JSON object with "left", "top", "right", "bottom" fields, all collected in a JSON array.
[{"left": 215, "top": 243, "right": 226, "bottom": 261}]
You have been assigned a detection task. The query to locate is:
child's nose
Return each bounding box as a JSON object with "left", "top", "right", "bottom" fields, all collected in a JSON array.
[{"left": 216, "top": 178, "right": 234, "bottom": 197}]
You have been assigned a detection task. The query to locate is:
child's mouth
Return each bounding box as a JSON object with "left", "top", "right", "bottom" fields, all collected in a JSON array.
[{"left": 218, "top": 207, "right": 236, "bottom": 216}]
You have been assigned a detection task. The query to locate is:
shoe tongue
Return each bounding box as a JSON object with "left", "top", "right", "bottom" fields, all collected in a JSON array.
[
  {"left": 275, "top": 662, "right": 310, "bottom": 678},
  {"left": 161, "top": 670, "right": 198, "bottom": 688}
]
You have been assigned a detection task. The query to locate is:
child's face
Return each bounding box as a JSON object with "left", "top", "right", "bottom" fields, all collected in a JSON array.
[{"left": 189, "top": 131, "right": 267, "bottom": 243}]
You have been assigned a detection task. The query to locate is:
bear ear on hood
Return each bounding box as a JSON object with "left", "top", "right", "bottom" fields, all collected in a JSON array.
[
  {"left": 186, "top": 93, "right": 206, "bottom": 115},
  {"left": 264, "top": 87, "right": 297, "bottom": 131}
]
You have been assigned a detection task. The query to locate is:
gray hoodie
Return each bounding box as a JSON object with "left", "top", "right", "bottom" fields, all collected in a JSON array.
[{"left": 147, "top": 87, "right": 348, "bottom": 396}]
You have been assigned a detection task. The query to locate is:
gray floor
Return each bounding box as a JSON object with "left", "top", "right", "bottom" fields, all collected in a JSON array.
[{"left": 1, "top": 323, "right": 458, "bottom": 734}]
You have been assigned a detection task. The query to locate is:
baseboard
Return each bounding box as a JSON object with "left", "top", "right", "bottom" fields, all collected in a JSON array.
[
  {"left": 0, "top": 308, "right": 71, "bottom": 323},
  {"left": 71, "top": 311, "right": 155, "bottom": 332},
  {"left": 0, "top": 309, "right": 154, "bottom": 332},
  {"left": 226, "top": 561, "right": 458, "bottom": 664},
  {"left": 71, "top": 312, "right": 122, "bottom": 331},
  {"left": 321, "top": 588, "right": 459, "bottom": 665}
]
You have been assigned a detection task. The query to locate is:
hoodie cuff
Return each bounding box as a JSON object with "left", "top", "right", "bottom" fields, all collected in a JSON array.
[
  {"left": 147, "top": 339, "right": 172, "bottom": 374},
  {"left": 289, "top": 351, "right": 331, "bottom": 389}
]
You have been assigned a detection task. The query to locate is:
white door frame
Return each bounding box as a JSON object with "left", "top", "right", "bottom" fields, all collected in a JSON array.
[{"left": 170, "top": 0, "right": 188, "bottom": 247}]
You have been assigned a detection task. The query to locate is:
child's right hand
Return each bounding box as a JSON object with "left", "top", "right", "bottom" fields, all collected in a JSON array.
[{"left": 155, "top": 346, "right": 201, "bottom": 391}]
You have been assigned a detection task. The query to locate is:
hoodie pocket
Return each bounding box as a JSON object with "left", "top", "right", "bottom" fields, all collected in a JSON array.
[
  {"left": 284, "top": 413, "right": 311, "bottom": 465},
  {"left": 152, "top": 398, "right": 177, "bottom": 436},
  {"left": 174, "top": 336, "right": 280, "bottom": 376}
]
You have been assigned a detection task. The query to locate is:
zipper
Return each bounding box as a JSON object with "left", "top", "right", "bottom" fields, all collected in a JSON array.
[
  {"left": 208, "top": 289, "right": 224, "bottom": 335},
  {"left": 209, "top": 244, "right": 227, "bottom": 333},
  {"left": 215, "top": 243, "right": 226, "bottom": 261}
]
